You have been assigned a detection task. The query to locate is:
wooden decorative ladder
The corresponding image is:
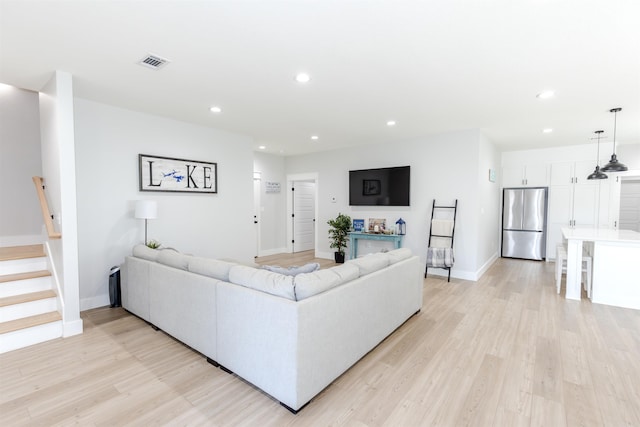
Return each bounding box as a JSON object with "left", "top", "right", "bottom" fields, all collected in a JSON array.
[{"left": 0, "top": 244, "right": 62, "bottom": 353}]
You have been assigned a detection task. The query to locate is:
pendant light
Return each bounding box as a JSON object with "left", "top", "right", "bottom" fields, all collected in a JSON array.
[
  {"left": 587, "top": 130, "right": 608, "bottom": 180},
  {"left": 601, "top": 107, "right": 628, "bottom": 172}
]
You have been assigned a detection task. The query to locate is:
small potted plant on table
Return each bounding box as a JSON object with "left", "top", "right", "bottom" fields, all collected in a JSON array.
[{"left": 327, "top": 213, "right": 352, "bottom": 263}]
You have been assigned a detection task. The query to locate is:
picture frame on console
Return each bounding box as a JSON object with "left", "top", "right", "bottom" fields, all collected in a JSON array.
[{"left": 368, "top": 218, "right": 386, "bottom": 233}]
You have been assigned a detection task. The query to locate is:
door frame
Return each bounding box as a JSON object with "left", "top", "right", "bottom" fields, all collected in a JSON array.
[
  {"left": 253, "top": 171, "right": 262, "bottom": 258},
  {"left": 286, "top": 173, "right": 319, "bottom": 254}
]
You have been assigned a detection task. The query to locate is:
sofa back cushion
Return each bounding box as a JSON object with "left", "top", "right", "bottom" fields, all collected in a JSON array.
[
  {"left": 387, "top": 248, "right": 412, "bottom": 264},
  {"left": 156, "top": 249, "right": 189, "bottom": 270},
  {"left": 261, "top": 263, "right": 320, "bottom": 276},
  {"left": 294, "top": 263, "right": 360, "bottom": 301},
  {"left": 228, "top": 265, "right": 296, "bottom": 300},
  {"left": 347, "top": 252, "right": 390, "bottom": 276},
  {"left": 188, "top": 257, "right": 237, "bottom": 282},
  {"left": 132, "top": 244, "right": 160, "bottom": 261}
]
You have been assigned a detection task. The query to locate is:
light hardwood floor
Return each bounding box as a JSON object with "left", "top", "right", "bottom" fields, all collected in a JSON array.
[{"left": 1, "top": 256, "right": 639, "bottom": 426}]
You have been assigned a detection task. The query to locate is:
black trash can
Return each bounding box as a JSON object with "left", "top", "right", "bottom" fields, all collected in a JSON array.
[{"left": 109, "top": 266, "right": 121, "bottom": 307}]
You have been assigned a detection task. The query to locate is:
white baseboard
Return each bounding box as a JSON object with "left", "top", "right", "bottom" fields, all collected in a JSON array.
[
  {"left": 63, "top": 318, "right": 84, "bottom": 337},
  {"left": 426, "top": 268, "right": 476, "bottom": 281},
  {"left": 475, "top": 252, "right": 499, "bottom": 280},
  {"left": 426, "top": 252, "right": 498, "bottom": 282},
  {"left": 257, "top": 247, "right": 288, "bottom": 257},
  {"left": 315, "top": 250, "right": 333, "bottom": 260},
  {"left": 80, "top": 294, "right": 110, "bottom": 311}
]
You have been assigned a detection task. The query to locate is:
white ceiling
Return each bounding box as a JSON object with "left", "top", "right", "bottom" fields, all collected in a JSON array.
[{"left": 1, "top": 0, "right": 639, "bottom": 156}]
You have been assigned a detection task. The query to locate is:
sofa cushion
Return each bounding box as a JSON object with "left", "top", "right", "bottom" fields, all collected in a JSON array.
[
  {"left": 294, "top": 263, "right": 360, "bottom": 301},
  {"left": 132, "top": 244, "right": 159, "bottom": 261},
  {"left": 348, "top": 252, "right": 390, "bottom": 276},
  {"left": 261, "top": 263, "right": 320, "bottom": 276},
  {"left": 156, "top": 250, "right": 189, "bottom": 270},
  {"left": 188, "top": 257, "right": 237, "bottom": 282},
  {"left": 228, "top": 265, "right": 296, "bottom": 300},
  {"left": 387, "top": 248, "right": 412, "bottom": 264}
]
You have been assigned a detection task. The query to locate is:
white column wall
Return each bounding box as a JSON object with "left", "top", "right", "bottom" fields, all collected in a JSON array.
[
  {"left": 39, "top": 71, "right": 82, "bottom": 337},
  {"left": 477, "top": 133, "right": 502, "bottom": 275}
]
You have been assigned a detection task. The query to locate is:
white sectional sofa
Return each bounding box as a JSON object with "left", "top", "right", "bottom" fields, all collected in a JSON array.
[{"left": 122, "top": 245, "right": 422, "bottom": 413}]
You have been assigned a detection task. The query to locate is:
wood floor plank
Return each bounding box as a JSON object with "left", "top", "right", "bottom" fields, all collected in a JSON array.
[
  {"left": 1, "top": 256, "right": 639, "bottom": 425},
  {"left": 532, "top": 336, "right": 564, "bottom": 402}
]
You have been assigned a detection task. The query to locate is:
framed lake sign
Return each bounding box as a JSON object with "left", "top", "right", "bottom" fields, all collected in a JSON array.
[{"left": 139, "top": 154, "right": 217, "bottom": 193}]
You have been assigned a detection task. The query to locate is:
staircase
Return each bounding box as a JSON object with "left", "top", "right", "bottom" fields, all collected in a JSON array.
[{"left": 0, "top": 244, "right": 62, "bottom": 353}]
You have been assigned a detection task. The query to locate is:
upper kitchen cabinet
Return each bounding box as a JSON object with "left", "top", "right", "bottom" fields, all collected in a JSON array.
[
  {"left": 502, "top": 164, "right": 548, "bottom": 187},
  {"left": 549, "top": 160, "right": 598, "bottom": 186}
]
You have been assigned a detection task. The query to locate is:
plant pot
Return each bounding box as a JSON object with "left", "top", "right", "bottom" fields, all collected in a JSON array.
[{"left": 334, "top": 252, "right": 345, "bottom": 264}]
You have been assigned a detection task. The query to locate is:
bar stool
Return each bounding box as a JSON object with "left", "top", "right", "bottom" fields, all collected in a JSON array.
[{"left": 555, "top": 244, "right": 592, "bottom": 299}]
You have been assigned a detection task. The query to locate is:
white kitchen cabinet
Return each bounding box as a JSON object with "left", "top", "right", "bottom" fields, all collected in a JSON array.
[
  {"left": 549, "top": 160, "right": 597, "bottom": 187},
  {"left": 502, "top": 164, "right": 548, "bottom": 187},
  {"left": 546, "top": 161, "right": 613, "bottom": 259}
]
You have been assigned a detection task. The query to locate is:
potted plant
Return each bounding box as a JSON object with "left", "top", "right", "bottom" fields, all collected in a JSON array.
[
  {"left": 146, "top": 240, "right": 161, "bottom": 249},
  {"left": 327, "top": 213, "right": 352, "bottom": 263}
]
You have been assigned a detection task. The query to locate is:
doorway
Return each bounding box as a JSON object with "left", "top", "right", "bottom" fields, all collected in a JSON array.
[
  {"left": 292, "top": 180, "right": 316, "bottom": 252},
  {"left": 286, "top": 173, "right": 318, "bottom": 254},
  {"left": 253, "top": 171, "right": 261, "bottom": 258}
]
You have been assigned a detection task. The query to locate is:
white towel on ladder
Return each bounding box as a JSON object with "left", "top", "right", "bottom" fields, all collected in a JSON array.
[
  {"left": 426, "top": 247, "right": 455, "bottom": 268},
  {"left": 430, "top": 219, "right": 454, "bottom": 248}
]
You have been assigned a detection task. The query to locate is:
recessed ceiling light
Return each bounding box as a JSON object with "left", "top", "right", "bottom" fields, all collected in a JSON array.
[
  {"left": 387, "top": 120, "right": 397, "bottom": 126},
  {"left": 543, "top": 128, "right": 553, "bottom": 133},
  {"left": 209, "top": 106, "right": 222, "bottom": 113},
  {"left": 258, "top": 145, "right": 266, "bottom": 150},
  {"left": 295, "top": 73, "right": 311, "bottom": 83},
  {"left": 311, "top": 135, "right": 319, "bottom": 140},
  {"left": 536, "top": 90, "right": 555, "bottom": 99}
]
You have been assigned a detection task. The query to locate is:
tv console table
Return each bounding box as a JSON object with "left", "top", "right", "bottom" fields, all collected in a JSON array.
[{"left": 348, "top": 232, "right": 403, "bottom": 260}]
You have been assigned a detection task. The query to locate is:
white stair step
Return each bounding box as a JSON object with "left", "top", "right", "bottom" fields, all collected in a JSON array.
[
  {"left": 0, "top": 273, "right": 52, "bottom": 298},
  {"left": 0, "top": 312, "right": 62, "bottom": 354},
  {"left": 0, "top": 291, "right": 57, "bottom": 322},
  {"left": 0, "top": 257, "right": 48, "bottom": 275}
]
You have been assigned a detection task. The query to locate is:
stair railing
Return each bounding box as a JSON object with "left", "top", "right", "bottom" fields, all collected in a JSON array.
[{"left": 32, "top": 176, "right": 61, "bottom": 239}]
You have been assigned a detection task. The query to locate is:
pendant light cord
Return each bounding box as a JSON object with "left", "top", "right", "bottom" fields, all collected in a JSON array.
[{"left": 613, "top": 110, "right": 617, "bottom": 154}]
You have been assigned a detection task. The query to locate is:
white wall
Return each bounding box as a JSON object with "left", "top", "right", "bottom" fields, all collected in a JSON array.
[
  {"left": 74, "top": 99, "right": 255, "bottom": 310},
  {"left": 285, "top": 129, "right": 500, "bottom": 280},
  {"left": 618, "top": 144, "right": 640, "bottom": 170},
  {"left": 39, "top": 71, "right": 82, "bottom": 337},
  {"left": 477, "top": 133, "right": 502, "bottom": 274},
  {"left": 0, "top": 85, "right": 43, "bottom": 245},
  {"left": 253, "top": 152, "right": 287, "bottom": 256}
]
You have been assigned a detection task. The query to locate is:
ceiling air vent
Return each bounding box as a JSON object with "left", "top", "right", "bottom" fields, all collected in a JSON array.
[{"left": 137, "top": 54, "right": 170, "bottom": 70}]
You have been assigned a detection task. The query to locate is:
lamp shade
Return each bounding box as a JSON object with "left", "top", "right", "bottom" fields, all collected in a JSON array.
[
  {"left": 601, "top": 107, "right": 628, "bottom": 172},
  {"left": 587, "top": 130, "right": 608, "bottom": 180},
  {"left": 135, "top": 200, "right": 157, "bottom": 219}
]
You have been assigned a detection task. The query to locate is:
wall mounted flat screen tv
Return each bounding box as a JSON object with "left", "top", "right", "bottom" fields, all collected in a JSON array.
[{"left": 349, "top": 166, "right": 410, "bottom": 206}]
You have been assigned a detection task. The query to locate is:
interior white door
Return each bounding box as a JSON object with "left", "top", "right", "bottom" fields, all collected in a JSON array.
[{"left": 292, "top": 181, "right": 316, "bottom": 252}]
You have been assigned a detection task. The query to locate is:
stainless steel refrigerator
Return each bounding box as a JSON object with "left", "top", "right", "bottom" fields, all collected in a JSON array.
[{"left": 501, "top": 187, "right": 547, "bottom": 260}]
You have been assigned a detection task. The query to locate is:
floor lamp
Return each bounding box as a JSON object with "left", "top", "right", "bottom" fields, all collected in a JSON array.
[{"left": 135, "top": 200, "right": 157, "bottom": 245}]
